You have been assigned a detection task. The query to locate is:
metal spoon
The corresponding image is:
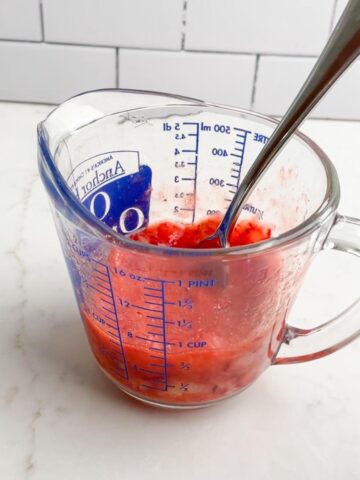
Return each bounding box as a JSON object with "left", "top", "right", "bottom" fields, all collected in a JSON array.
[{"left": 200, "top": 0, "right": 360, "bottom": 248}]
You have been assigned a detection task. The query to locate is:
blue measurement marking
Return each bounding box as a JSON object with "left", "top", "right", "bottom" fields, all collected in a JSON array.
[
  {"left": 88, "top": 284, "right": 112, "bottom": 298},
  {"left": 147, "top": 331, "right": 164, "bottom": 337},
  {"left": 183, "top": 122, "right": 200, "bottom": 152},
  {"left": 94, "top": 283, "right": 112, "bottom": 294},
  {"left": 150, "top": 363, "right": 165, "bottom": 369},
  {"left": 132, "top": 304, "right": 162, "bottom": 312},
  {"left": 92, "top": 278, "right": 112, "bottom": 291},
  {"left": 94, "top": 275, "right": 110, "bottom": 284},
  {"left": 102, "top": 305, "right": 116, "bottom": 314},
  {"left": 92, "top": 259, "right": 129, "bottom": 380},
  {"left": 142, "top": 278, "right": 161, "bottom": 283},
  {"left": 233, "top": 127, "right": 251, "bottom": 134},
  {"left": 139, "top": 278, "right": 179, "bottom": 391},
  {"left": 136, "top": 336, "right": 169, "bottom": 345},
  {"left": 106, "top": 323, "right": 117, "bottom": 330},
  {"left": 108, "top": 331, "right": 120, "bottom": 340},
  {"left": 139, "top": 368, "right": 164, "bottom": 376},
  {"left": 142, "top": 384, "right": 165, "bottom": 391},
  {"left": 149, "top": 346, "right": 164, "bottom": 352},
  {"left": 180, "top": 122, "right": 199, "bottom": 223},
  {"left": 100, "top": 298, "right": 114, "bottom": 306},
  {"left": 93, "top": 268, "right": 108, "bottom": 276},
  {"left": 146, "top": 323, "right": 163, "bottom": 329},
  {"left": 228, "top": 127, "right": 252, "bottom": 196},
  {"left": 152, "top": 378, "right": 166, "bottom": 384},
  {"left": 160, "top": 281, "right": 169, "bottom": 390},
  {"left": 143, "top": 277, "right": 176, "bottom": 284}
]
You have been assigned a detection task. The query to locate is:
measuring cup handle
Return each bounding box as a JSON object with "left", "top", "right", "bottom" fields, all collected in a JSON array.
[{"left": 273, "top": 214, "right": 360, "bottom": 365}]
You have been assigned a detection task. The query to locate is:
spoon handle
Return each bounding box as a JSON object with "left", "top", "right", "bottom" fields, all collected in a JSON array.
[{"left": 220, "top": 0, "right": 360, "bottom": 244}]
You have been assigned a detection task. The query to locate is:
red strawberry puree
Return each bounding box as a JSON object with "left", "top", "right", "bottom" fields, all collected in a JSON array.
[
  {"left": 131, "top": 216, "right": 271, "bottom": 248},
  {"left": 80, "top": 216, "right": 285, "bottom": 406}
]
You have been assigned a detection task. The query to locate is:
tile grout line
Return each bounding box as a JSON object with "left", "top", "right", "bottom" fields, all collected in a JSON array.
[
  {"left": 115, "top": 47, "right": 119, "bottom": 87},
  {"left": 184, "top": 49, "right": 318, "bottom": 59},
  {"left": 0, "top": 36, "right": 323, "bottom": 61},
  {"left": 181, "top": 0, "right": 188, "bottom": 50},
  {"left": 250, "top": 54, "right": 260, "bottom": 109},
  {"left": 39, "top": 0, "right": 45, "bottom": 41},
  {"left": 0, "top": 38, "right": 320, "bottom": 59},
  {"left": 0, "top": 38, "right": 184, "bottom": 52}
]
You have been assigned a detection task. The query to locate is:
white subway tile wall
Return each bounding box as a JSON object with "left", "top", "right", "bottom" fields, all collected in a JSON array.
[
  {"left": 0, "top": 0, "right": 41, "bottom": 41},
  {"left": 254, "top": 56, "right": 317, "bottom": 116},
  {"left": 119, "top": 50, "right": 256, "bottom": 107},
  {"left": 186, "top": 0, "right": 333, "bottom": 56},
  {"left": 42, "top": 0, "right": 184, "bottom": 50},
  {"left": 0, "top": 42, "right": 116, "bottom": 103},
  {"left": 315, "top": 60, "right": 360, "bottom": 120},
  {"left": 254, "top": 56, "right": 360, "bottom": 119},
  {"left": 0, "top": 0, "right": 358, "bottom": 119}
]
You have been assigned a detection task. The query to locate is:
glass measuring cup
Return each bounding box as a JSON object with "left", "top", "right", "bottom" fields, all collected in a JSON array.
[{"left": 38, "top": 89, "right": 360, "bottom": 408}]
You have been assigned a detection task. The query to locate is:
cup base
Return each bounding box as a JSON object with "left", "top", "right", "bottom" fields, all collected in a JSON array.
[{"left": 97, "top": 363, "right": 244, "bottom": 410}]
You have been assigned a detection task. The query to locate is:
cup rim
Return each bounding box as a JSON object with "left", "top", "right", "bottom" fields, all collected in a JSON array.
[{"left": 38, "top": 88, "right": 340, "bottom": 257}]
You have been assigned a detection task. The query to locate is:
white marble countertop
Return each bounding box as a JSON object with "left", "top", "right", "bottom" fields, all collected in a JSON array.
[{"left": 1, "top": 102, "right": 360, "bottom": 480}]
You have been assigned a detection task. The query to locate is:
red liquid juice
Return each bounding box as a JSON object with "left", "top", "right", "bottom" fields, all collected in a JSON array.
[{"left": 80, "top": 217, "right": 284, "bottom": 405}]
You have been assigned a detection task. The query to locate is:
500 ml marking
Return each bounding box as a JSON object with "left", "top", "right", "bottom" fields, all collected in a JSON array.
[
  {"left": 163, "top": 121, "right": 260, "bottom": 219},
  {"left": 225, "top": 127, "right": 252, "bottom": 201}
]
